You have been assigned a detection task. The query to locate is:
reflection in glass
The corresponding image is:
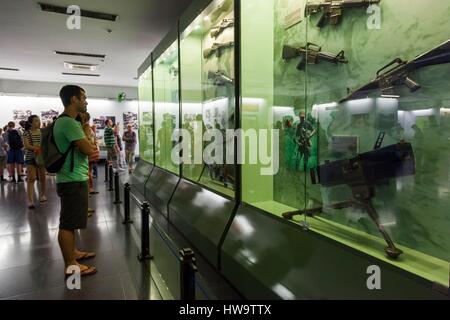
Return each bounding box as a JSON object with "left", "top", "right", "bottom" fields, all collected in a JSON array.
[
  {"left": 180, "top": 0, "right": 236, "bottom": 197},
  {"left": 154, "top": 41, "right": 180, "bottom": 174},
  {"left": 138, "top": 67, "right": 154, "bottom": 163}
]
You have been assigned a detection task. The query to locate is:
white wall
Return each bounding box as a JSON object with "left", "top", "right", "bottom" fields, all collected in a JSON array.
[
  {"left": 0, "top": 94, "right": 140, "bottom": 155},
  {"left": 0, "top": 79, "right": 138, "bottom": 100}
]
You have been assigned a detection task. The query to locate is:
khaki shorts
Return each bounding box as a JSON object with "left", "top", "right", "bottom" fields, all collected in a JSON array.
[
  {"left": 0, "top": 155, "right": 6, "bottom": 167},
  {"left": 125, "top": 150, "right": 135, "bottom": 165},
  {"left": 107, "top": 147, "right": 118, "bottom": 162}
]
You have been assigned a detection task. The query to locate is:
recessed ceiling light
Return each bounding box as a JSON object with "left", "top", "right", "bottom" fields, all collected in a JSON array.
[
  {"left": 38, "top": 3, "right": 118, "bottom": 21},
  {"left": 54, "top": 51, "right": 106, "bottom": 59},
  {"left": 0, "top": 67, "right": 19, "bottom": 71},
  {"left": 62, "top": 72, "right": 100, "bottom": 77},
  {"left": 63, "top": 62, "right": 98, "bottom": 72}
]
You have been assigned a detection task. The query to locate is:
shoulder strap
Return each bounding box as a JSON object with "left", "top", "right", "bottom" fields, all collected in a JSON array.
[{"left": 52, "top": 114, "right": 76, "bottom": 172}]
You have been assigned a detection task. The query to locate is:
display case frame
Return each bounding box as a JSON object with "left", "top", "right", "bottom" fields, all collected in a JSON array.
[{"left": 136, "top": 0, "right": 450, "bottom": 299}]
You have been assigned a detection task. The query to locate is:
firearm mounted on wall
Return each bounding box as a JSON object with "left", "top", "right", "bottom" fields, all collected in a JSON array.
[
  {"left": 340, "top": 39, "right": 450, "bottom": 102},
  {"left": 203, "top": 41, "right": 235, "bottom": 59},
  {"left": 208, "top": 70, "right": 234, "bottom": 86},
  {"left": 305, "top": 0, "right": 381, "bottom": 28},
  {"left": 282, "top": 43, "right": 348, "bottom": 70},
  {"left": 210, "top": 18, "right": 234, "bottom": 38},
  {"left": 283, "top": 132, "right": 416, "bottom": 259}
]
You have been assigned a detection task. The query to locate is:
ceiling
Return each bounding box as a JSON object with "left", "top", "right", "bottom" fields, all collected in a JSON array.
[{"left": 0, "top": 0, "right": 193, "bottom": 87}]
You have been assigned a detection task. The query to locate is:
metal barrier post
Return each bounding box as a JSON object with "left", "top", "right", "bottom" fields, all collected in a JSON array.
[
  {"left": 104, "top": 161, "right": 109, "bottom": 182},
  {"left": 179, "top": 248, "right": 198, "bottom": 300},
  {"left": 122, "top": 183, "right": 133, "bottom": 224},
  {"left": 137, "top": 201, "right": 153, "bottom": 261},
  {"left": 113, "top": 172, "right": 122, "bottom": 204},
  {"left": 108, "top": 165, "right": 114, "bottom": 191}
]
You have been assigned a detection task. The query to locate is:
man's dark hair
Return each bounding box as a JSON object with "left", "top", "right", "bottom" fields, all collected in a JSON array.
[
  {"left": 59, "top": 85, "right": 85, "bottom": 107},
  {"left": 7, "top": 121, "right": 15, "bottom": 128}
]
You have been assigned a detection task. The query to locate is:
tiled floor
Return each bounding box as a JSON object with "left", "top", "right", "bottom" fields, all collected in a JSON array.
[{"left": 0, "top": 169, "right": 161, "bottom": 300}]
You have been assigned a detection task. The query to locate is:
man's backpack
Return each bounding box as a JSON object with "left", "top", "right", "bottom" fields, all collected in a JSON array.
[
  {"left": 8, "top": 130, "right": 23, "bottom": 150},
  {"left": 41, "top": 115, "right": 75, "bottom": 173}
]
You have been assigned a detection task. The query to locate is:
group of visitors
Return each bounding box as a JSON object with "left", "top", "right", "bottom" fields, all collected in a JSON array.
[
  {"left": 1, "top": 85, "right": 138, "bottom": 277},
  {"left": 104, "top": 120, "right": 137, "bottom": 174}
]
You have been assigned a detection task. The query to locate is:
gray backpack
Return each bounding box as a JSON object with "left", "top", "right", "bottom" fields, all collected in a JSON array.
[{"left": 41, "top": 115, "right": 75, "bottom": 173}]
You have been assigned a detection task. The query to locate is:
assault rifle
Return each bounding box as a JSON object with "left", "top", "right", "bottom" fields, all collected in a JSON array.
[
  {"left": 340, "top": 39, "right": 450, "bottom": 102},
  {"left": 283, "top": 132, "right": 415, "bottom": 259},
  {"left": 210, "top": 18, "right": 234, "bottom": 38},
  {"left": 203, "top": 41, "right": 234, "bottom": 59},
  {"left": 208, "top": 70, "right": 234, "bottom": 86},
  {"left": 282, "top": 43, "right": 348, "bottom": 70},
  {"left": 305, "top": 0, "right": 381, "bottom": 28}
]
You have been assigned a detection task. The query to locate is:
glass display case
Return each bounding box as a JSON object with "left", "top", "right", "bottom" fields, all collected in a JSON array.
[
  {"left": 180, "top": 0, "right": 236, "bottom": 198},
  {"left": 153, "top": 41, "right": 180, "bottom": 175},
  {"left": 240, "top": 0, "right": 450, "bottom": 286},
  {"left": 138, "top": 66, "right": 154, "bottom": 163}
]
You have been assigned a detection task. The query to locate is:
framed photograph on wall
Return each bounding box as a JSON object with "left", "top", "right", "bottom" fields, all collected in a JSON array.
[
  {"left": 41, "top": 110, "right": 59, "bottom": 124},
  {"left": 93, "top": 116, "right": 116, "bottom": 130},
  {"left": 13, "top": 110, "right": 32, "bottom": 126},
  {"left": 123, "top": 112, "right": 138, "bottom": 130}
]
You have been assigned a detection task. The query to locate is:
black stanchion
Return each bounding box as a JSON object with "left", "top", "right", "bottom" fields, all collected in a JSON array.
[
  {"left": 108, "top": 165, "right": 114, "bottom": 191},
  {"left": 113, "top": 172, "right": 122, "bottom": 204},
  {"left": 122, "top": 183, "right": 133, "bottom": 224},
  {"left": 104, "top": 161, "right": 109, "bottom": 182},
  {"left": 137, "top": 201, "right": 153, "bottom": 261},
  {"left": 179, "top": 248, "right": 198, "bottom": 300}
]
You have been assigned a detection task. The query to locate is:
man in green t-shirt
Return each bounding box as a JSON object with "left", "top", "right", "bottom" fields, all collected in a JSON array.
[{"left": 54, "top": 85, "right": 99, "bottom": 277}]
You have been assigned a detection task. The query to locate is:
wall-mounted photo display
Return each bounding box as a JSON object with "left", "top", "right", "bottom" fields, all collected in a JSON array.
[
  {"left": 93, "top": 116, "right": 116, "bottom": 130},
  {"left": 123, "top": 112, "right": 138, "bottom": 130},
  {"left": 41, "top": 109, "right": 59, "bottom": 124},
  {"left": 13, "top": 109, "right": 32, "bottom": 125}
]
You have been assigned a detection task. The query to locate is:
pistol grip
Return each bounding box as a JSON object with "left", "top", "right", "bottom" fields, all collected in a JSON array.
[
  {"left": 316, "top": 12, "right": 327, "bottom": 28},
  {"left": 296, "top": 55, "right": 307, "bottom": 71}
]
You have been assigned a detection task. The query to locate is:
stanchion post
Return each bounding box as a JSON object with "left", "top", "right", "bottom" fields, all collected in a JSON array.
[
  {"left": 108, "top": 165, "right": 114, "bottom": 191},
  {"left": 179, "top": 248, "right": 197, "bottom": 300},
  {"left": 104, "top": 161, "right": 109, "bottom": 182},
  {"left": 122, "top": 183, "right": 133, "bottom": 224},
  {"left": 113, "top": 172, "right": 122, "bottom": 204},
  {"left": 137, "top": 201, "right": 153, "bottom": 261}
]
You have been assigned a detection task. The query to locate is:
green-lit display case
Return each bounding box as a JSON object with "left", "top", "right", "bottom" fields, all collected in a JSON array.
[
  {"left": 138, "top": 65, "right": 154, "bottom": 163},
  {"left": 153, "top": 40, "right": 180, "bottom": 175},
  {"left": 240, "top": 0, "right": 450, "bottom": 288},
  {"left": 180, "top": 0, "right": 236, "bottom": 198}
]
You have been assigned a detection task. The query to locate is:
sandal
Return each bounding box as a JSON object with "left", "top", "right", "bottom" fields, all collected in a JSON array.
[
  {"left": 65, "top": 265, "right": 97, "bottom": 278},
  {"left": 76, "top": 252, "right": 96, "bottom": 261},
  {"left": 28, "top": 204, "right": 36, "bottom": 209},
  {"left": 88, "top": 208, "right": 96, "bottom": 213},
  {"left": 40, "top": 196, "right": 47, "bottom": 203},
  {"left": 89, "top": 191, "right": 99, "bottom": 195}
]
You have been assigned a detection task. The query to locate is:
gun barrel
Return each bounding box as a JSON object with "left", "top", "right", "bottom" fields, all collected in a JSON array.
[
  {"left": 340, "top": 0, "right": 381, "bottom": 8},
  {"left": 317, "top": 51, "right": 348, "bottom": 64}
]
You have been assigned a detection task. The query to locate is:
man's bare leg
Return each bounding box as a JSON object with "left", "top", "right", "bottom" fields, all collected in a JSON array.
[{"left": 58, "top": 229, "right": 91, "bottom": 273}]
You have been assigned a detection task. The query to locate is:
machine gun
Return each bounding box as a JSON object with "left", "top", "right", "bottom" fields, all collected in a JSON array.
[
  {"left": 340, "top": 39, "right": 450, "bottom": 103},
  {"left": 210, "top": 18, "right": 234, "bottom": 38},
  {"left": 203, "top": 41, "right": 234, "bottom": 59},
  {"left": 282, "top": 43, "right": 348, "bottom": 70},
  {"left": 208, "top": 70, "right": 234, "bottom": 86},
  {"left": 283, "top": 132, "right": 416, "bottom": 259},
  {"left": 305, "top": 0, "right": 381, "bottom": 28}
]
